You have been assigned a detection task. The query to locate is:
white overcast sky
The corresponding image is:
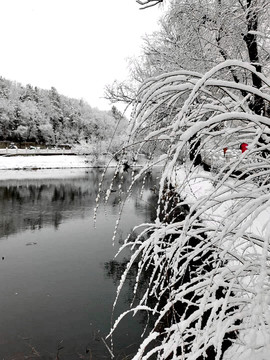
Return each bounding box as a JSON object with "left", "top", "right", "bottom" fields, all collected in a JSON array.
[{"left": 0, "top": 0, "right": 162, "bottom": 111}]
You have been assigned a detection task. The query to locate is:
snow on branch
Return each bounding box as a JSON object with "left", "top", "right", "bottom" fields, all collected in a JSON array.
[
  {"left": 136, "top": 0, "right": 163, "bottom": 10},
  {"left": 107, "top": 60, "right": 270, "bottom": 359}
]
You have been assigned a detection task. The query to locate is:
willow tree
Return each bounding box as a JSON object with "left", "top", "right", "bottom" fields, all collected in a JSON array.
[
  {"left": 103, "top": 1, "right": 270, "bottom": 359},
  {"left": 106, "top": 59, "right": 270, "bottom": 360}
]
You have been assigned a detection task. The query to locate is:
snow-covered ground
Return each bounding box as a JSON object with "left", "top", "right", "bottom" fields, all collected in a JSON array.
[
  {"left": 0, "top": 154, "right": 117, "bottom": 180},
  {"left": 174, "top": 165, "right": 270, "bottom": 238},
  {"left": 173, "top": 164, "right": 270, "bottom": 360},
  {"left": 0, "top": 155, "right": 91, "bottom": 170}
]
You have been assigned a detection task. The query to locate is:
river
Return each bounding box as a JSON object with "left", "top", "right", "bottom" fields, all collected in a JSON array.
[{"left": 0, "top": 168, "right": 159, "bottom": 359}]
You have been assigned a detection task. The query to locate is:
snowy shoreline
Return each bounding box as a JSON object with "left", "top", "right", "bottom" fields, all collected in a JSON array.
[
  {"left": 0, "top": 154, "right": 107, "bottom": 170},
  {"left": 0, "top": 154, "right": 117, "bottom": 180}
]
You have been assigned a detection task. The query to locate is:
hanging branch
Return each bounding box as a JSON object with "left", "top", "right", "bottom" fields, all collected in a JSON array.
[{"left": 108, "top": 60, "right": 270, "bottom": 360}]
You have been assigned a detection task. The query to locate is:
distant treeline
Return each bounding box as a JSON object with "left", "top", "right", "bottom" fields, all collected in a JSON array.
[{"left": 0, "top": 76, "right": 125, "bottom": 146}]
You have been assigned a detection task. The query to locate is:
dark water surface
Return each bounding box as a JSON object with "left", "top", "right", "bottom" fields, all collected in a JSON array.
[{"left": 0, "top": 168, "right": 158, "bottom": 359}]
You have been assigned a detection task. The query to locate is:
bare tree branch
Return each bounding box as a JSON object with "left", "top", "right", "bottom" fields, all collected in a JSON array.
[
  {"left": 104, "top": 81, "right": 135, "bottom": 104},
  {"left": 136, "top": 0, "right": 163, "bottom": 10}
]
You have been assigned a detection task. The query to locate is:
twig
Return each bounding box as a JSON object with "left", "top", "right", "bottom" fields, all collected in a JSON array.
[
  {"left": 136, "top": 0, "right": 163, "bottom": 9},
  {"left": 101, "top": 337, "right": 114, "bottom": 359}
]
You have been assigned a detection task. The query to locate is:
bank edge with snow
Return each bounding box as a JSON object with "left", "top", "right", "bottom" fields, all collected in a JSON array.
[{"left": 0, "top": 155, "right": 118, "bottom": 171}]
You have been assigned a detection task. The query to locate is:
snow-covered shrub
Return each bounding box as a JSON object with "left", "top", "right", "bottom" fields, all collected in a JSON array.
[{"left": 105, "top": 60, "right": 270, "bottom": 359}]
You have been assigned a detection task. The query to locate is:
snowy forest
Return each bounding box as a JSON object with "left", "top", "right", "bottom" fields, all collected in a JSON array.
[
  {"left": 0, "top": 77, "right": 126, "bottom": 150},
  {"left": 103, "top": 0, "right": 270, "bottom": 359}
]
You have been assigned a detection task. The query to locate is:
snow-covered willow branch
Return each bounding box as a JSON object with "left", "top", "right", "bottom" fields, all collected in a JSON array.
[{"left": 108, "top": 60, "right": 270, "bottom": 359}]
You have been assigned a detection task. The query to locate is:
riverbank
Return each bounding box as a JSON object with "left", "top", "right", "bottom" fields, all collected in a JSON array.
[
  {"left": 0, "top": 154, "right": 118, "bottom": 180},
  {"left": 0, "top": 154, "right": 119, "bottom": 170}
]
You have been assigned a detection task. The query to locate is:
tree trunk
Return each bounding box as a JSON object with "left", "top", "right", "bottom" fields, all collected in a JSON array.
[{"left": 243, "top": 0, "right": 264, "bottom": 115}]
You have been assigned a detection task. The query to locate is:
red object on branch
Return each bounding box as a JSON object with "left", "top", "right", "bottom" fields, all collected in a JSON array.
[
  {"left": 240, "top": 143, "right": 248, "bottom": 153},
  {"left": 223, "top": 147, "right": 228, "bottom": 156}
]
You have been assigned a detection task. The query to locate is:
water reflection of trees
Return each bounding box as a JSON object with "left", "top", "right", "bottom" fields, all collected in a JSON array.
[
  {"left": 0, "top": 168, "right": 160, "bottom": 240},
  {"left": 0, "top": 171, "right": 103, "bottom": 238}
]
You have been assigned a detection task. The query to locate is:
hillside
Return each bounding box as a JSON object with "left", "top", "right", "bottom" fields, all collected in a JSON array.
[{"left": 0, "top": 76, "right": 127, "bottom": 153}]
